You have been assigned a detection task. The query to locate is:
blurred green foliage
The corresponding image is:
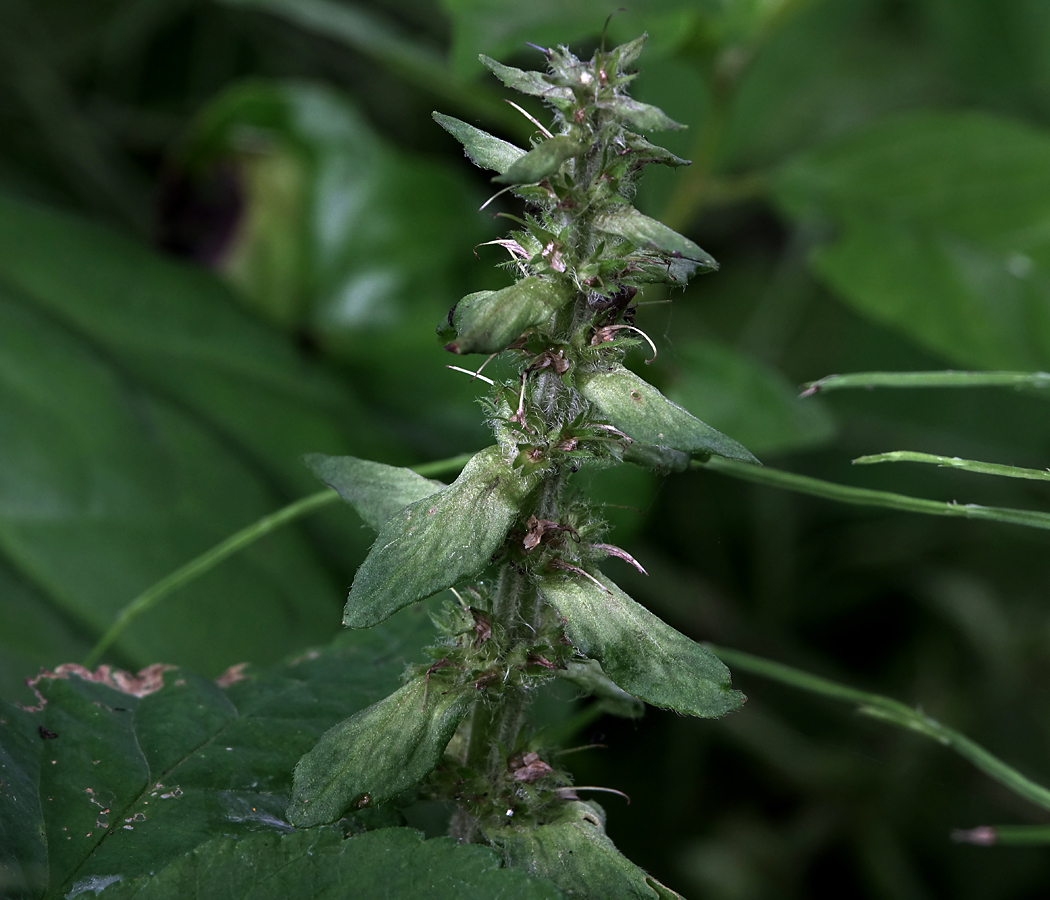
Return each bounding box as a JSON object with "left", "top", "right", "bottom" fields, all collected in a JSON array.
[{"left": 1, "top": 0, "right": 1049, "bottom": 897}]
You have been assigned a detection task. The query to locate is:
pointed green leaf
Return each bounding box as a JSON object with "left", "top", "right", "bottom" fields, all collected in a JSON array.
[
  {"left": 104, "top": 827, "right": 566, "bottom": 900},
  {"left": 537, "top": 571, "right": 744, "bottom": 718},
  {"left": 623, "top": 132, "right": 690, "bottom": 168},
  {"left": 288, "top": 676, "right": 473, "bottom": 826},
  {"left": 593, "top": 205, "right": 718, "bottom": 269},
  {"left": 447, "top": 276, "right": 574, "bottom": 355},
  {"left": 304, "top": 454, "right": 445, "bottom": 530},
  {"left": 345, "top": 447, "right": 540, "bottom": 627},
  {"left": 480, "top": 55, "right": 574, "bottom": 102},
  {"left": 493, "top": 136, "right": 582, "bottom": 185},
  {"left": 433, "top": 112, "right": 526, "bottom": 175},
  {"left": 601, "top": 97, "right": 684, "bottom": 132},
  {"left": 579, "top": 365, "right": 759, "bottom": 464},
  {"left": 613, "top": 35, "right": 648, "bottom": 71},
  {"left": 491, "top": 800, "right": 683, "bottom": 900}
]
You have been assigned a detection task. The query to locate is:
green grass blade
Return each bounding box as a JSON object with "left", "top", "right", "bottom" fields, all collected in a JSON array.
[
  {"left": 855, "top": 451, "right": 1050, "bottom": 482},
  {"left": 800, "top": 369, "right": 1050, "bottom": 397},
  {"left": 708, "top": 645, "right": 1050, "bottom": 814},
  {"left": 83, "top": 454, "right": 475, "bottom": 666},
  {"left": 699, "top": 457, "right": 1050, "bottom": 531}
]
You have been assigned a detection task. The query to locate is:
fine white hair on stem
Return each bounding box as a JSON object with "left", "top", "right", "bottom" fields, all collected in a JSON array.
[
  {"left": 603, "top": 324, "right": 658, "bottom": 363},
  {"left": 446, "top": 365, "right": 496, "bottom": 386},
  {"left": 505, "top": 99, "right": 554, "bottom": 139},
  {"left": 480, "top": 183, "right": 517, "bottom": 211}
]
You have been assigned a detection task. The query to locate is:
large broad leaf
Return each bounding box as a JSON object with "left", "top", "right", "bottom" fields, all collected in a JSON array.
[
  {"left": 491, "top": 801, "right": 682, "bottom": 900},
  {"left": 344, "top": 447, "right": 541, "bottom": 628},
  {"left": 103, "top": 828, "right": 565, "bottom": 900},
  {"left": 446, "top": 277, "right": 575, "bottom": 355},
  {"left": 181, "top": 81, "right": 493, "bottom": 457},
  {"left": 0, "top": 279, "right": 342, "bottom": 682},
  {"left": 536, "top": 571, "right": 744, "bottom": 718},
  {"left": 578, "top": 365, "right": 759, "bottom": 465},
  {"left": 0, "top": 609, "right": 434, "bottom": 900},
  {"left": 288, "top": 676, "right": 473, "bottom": 826},
  {"left": 774, "top": 112, "right": 1050, "bottom": 369},
  {"left": 303, "top": 455, "right": 445, "bottom": 530},
  {"left": 665, "top": 340, "right": 835, "bottom": 455}
]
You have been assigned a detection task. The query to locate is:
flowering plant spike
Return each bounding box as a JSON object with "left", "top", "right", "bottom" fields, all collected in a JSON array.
[{"left": 290, "top": 34, "right": 758, "bottom": 894}]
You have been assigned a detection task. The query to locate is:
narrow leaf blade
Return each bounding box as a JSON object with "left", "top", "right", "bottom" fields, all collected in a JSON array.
[
  {"left": 537, "top": 571, "right": 744, "bottom": 718},
  {"left": 433, "top": 112, "right": 526, "bottom": 175},
  {"left": 593, "top": 205, "right": 717, "bottom": 270},
  {"left": 480, "top": 55, "right": 574, "bottom": 102},
  {"left": 303, "top": 454, "right": 445, "bottom": 530}
]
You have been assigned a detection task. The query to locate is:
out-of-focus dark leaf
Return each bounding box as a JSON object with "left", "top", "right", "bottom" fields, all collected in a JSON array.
[
  {"left": 665, "top": 340, "right": 835, "bottom": 456},
  {"left": 775, "top": 112, "right": 1050, "bottom": 368},
  {"left": 0, "top": 193, "right": 388, "bottom": 684}
]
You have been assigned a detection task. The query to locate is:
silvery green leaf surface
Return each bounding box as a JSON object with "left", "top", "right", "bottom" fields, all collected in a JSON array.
[
  {"left": 592, "top": 204, "right": 718, "bottom": 270},
  {"left": 433, "top": 112, "right": 527, "bottom": 175},
  {"left": 0, "top": 612, "right": 433, "bottom": 900},
  {"left": 344, "top": 447, "right": 540, "bottom": 628},
  {"left": 620, "top": 442, "right": 692, "bottom": 474},
  {"left": 579, "top": 365, "right": 759, "bottom": 464},
  {"left": 287, "top": 676, "right": 473, "bottom": 826},
  {"left": 602, "top": 97, "right": 684, "bottom": 131},
  {"left": 303, "top": 455, "right": 445, "bottom": 531},
  {"left": 493, "top": 136, "right": 583, "bottom": 185},
  {"left": 537, "top": 571, "right": 744, "bottom": 718},
  {"left": 491, "top": 801, "right": 683, "bottom": 899},
  {"left": 103, "top": 827, "right": 565, "bottom": 900},
  {"left": 479, "top": 55, "right": 574, "bottom": 102},
  {"left": 447, "top": 277, "right": 574, "bottom": 355}
]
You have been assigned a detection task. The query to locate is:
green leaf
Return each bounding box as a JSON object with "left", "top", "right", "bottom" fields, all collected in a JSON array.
[
  {"left": 592, "top": 204, "right": 718, "bottom": 270},
  {"left": 104, "top": 827, "right": 565, "bottom": 900},
  {"left": 775, "top": 112, "right": 1050, "bottom": 369},
  {"left": 345, "top": 447, "right": 541, "bottom": 628},
  {"left": 0, "top": 279, "right": 340, "bottom": 681},
  {"left": 560, "top": 660, "right": 645, "bottom": 719},
  {"left": 623, "top": 132, "right": 690, "bottom": 168},
  {"left": 433, "top": 112, "right": 527, "bottom": 175},
  {"left": 491, "top": 800, "right": 683, "bottom": 899},
  {"left": 493, "top": 136, "right": 583, "bottom": 186},
  {"left": 480, "top": 55, "right": 574, "bottom": 102},
  {"left": 601, "top": 97, "right": 684, "bottom": 131},
  {"left": 288, "top": 676, "right": 473, "bottom": 826},
  {"left": 578, "top": 365, "right": 759, "bottom": 464},
  {"left": 665, "top": 340, "right": 835, "bottom": 455},
  {"left": 304, "top": 455, "right": 445, "bottom": 530},
  {"left": 536, "top": 571, "right": 744, "bottom": 718},
  {"left": 0, "top": 612, "right": 434, "bottom": 900},
  {"left": 446, "top": 277, "right": 575, "bottom": 354}
]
